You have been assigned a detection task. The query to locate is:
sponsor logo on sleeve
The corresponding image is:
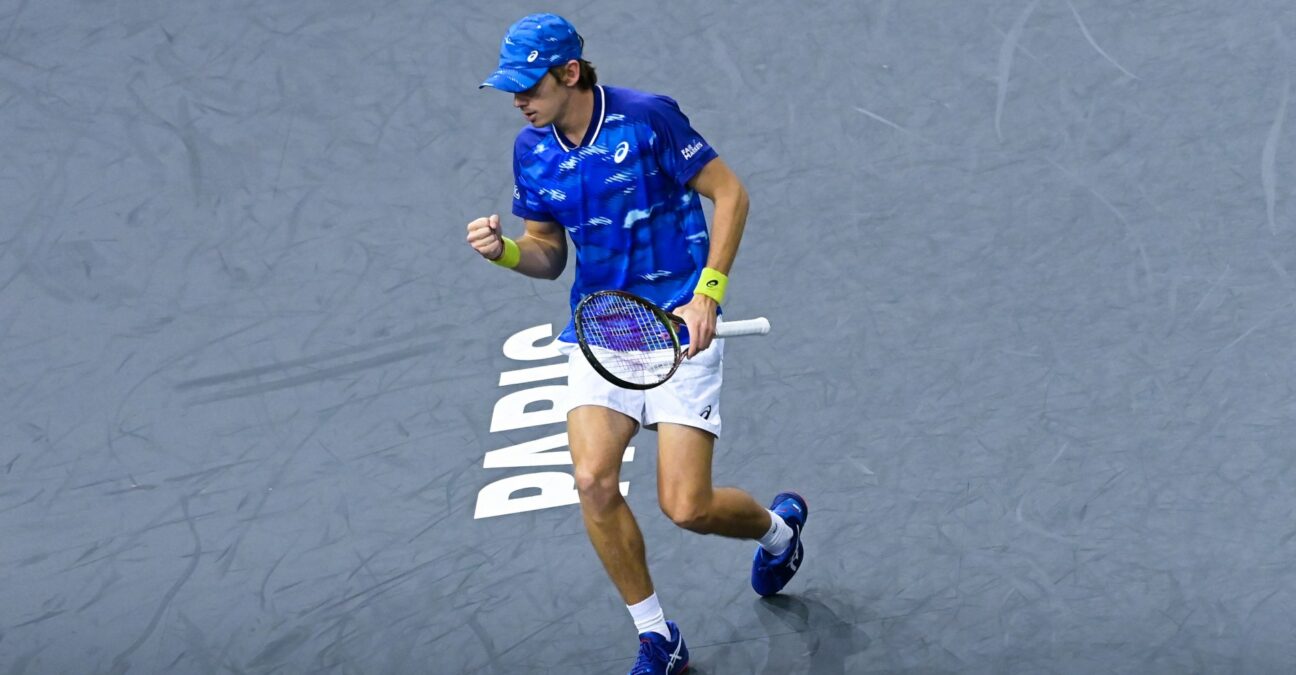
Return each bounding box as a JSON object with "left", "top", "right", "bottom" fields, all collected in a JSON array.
[{"left": 681, "top": 140, "right": 706, "bottom": 160}]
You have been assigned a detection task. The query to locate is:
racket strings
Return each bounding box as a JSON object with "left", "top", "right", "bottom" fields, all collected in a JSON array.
[{"left": 578, "top": 294, "right": 678, "bottom": 386}]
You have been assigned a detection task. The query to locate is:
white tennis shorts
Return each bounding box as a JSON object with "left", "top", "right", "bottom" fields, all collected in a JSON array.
[{"left": 561, "top": 338, "right": 724, "bottom": 437}]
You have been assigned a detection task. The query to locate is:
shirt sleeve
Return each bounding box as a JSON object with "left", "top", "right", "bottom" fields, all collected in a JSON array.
[
  {"left": 645, "top": 95, "right": 719, "bottom": 187},
  {"left": 511, "top": 137, "right": 555, "bottom": 222}
]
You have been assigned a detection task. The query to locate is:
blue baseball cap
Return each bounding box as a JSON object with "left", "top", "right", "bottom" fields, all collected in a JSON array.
[{"left": 480, "top": 14, "right": 583, "bottom": 93}]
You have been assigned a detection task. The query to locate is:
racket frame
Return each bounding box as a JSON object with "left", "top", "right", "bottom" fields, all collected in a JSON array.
[
  {"left": 574, "top": 290, "right": 770, "bottom": 390},
  {"left": 574, "top": 290, "right": 683, "bottom": 390}
]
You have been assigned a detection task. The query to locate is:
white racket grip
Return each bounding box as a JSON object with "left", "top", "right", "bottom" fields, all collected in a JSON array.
[{"left": 715, "top": 317, "right": 771, "bottom": 338}]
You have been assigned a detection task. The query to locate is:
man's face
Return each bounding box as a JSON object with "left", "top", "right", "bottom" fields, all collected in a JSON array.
[{"left": 512, "top": 64, "right": 572, "bottom": 127}]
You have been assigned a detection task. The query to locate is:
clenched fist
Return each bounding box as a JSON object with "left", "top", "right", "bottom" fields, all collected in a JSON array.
[{"left": 466, "top": 214, "right": 504, "bottom": 260}]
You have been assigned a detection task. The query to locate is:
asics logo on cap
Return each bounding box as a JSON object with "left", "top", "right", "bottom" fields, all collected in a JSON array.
[{"left": 482, "top": 14, "right": 582, "bottom": 92}]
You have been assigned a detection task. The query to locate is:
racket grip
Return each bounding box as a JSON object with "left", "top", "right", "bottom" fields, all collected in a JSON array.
[{"left": 715, "top": 317, "right": 770, "bottom": 338}]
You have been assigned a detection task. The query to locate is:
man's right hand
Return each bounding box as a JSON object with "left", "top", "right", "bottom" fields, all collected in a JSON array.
[{"left": 466, "top": 214, "right": 504, "bottom": 260}]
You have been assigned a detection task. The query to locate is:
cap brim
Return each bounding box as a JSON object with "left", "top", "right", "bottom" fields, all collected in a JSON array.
[{"left": 479, "top": 66, "right": 548, "bottom": 93}]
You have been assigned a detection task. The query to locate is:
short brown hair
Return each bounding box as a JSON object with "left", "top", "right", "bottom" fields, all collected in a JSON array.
[{"left": 549, "top": 59, "right": 598, "bottom": 90}]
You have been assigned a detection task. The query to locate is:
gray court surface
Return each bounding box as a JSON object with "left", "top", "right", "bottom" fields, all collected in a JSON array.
[{"left": 4, "top": 1, "right": 1296, "bottom": 673}]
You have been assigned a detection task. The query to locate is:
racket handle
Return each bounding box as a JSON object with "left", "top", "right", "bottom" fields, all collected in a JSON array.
[{"left": 715, "top": 317, "right": 771, "bottom": 338}]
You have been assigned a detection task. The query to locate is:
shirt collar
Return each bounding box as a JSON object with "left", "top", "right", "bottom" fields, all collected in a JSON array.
[{"left": 552, "top": 84, "right": 605, "bottom": 152}]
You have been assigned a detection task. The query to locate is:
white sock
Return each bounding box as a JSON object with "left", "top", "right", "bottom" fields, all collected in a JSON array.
[
  {"left": 627, "top": 593, "right": 671, "bottom": 639},
  {"left": 758, "top": 510, "right": 794, "bottom": 556}
]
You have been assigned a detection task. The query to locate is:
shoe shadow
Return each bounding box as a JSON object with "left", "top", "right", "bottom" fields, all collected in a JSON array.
[{"left": 752, "top": 592, "right": 871, "bottom": 675}]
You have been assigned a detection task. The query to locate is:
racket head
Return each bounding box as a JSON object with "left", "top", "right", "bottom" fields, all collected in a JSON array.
[{"left": 573, "top": 290, "right": 683, "bottom": 390}]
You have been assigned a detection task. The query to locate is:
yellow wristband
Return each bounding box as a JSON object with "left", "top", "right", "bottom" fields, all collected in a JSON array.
[
  {"left": 693, "top": 267, "right": 728, "bottom": 304},
  {"left": 490, "top": 237, "right": 521, "bottom": 269}
]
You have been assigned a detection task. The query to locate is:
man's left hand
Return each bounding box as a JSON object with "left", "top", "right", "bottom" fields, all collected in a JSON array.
[{"left": 674, "top": 294, "right": 718, "bottom": 359}]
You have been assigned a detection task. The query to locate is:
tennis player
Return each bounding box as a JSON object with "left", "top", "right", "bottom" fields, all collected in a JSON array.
[{"left": 466, "top": 14, "right": 806, "bottom": 674}]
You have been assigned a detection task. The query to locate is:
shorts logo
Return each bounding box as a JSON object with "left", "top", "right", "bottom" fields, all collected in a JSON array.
[
  {"left": 681, "top": 140, "right": 705, "bottom": 160},
  {"left": 513, "top": 185, "right": 521, "bottom": 200},
  {"left": 699, "top": 405, "right": 712, "bottom": 420},
  {"left": 527, "top": 50, "right": 539, "bottom": 63},
  {"left": 613, "top": 141, "right": 630, "bottom": 164}
]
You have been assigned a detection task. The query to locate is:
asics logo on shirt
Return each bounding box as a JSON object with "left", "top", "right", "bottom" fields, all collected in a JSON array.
[
  {"left": 614, "top": 141, "right": 630, "bottom": 163},
  {"left": 681, "top": 140, "right": 705, "bottom": 160},
  {"left": 527, "top": 50, "right": 539, "bottom": 63}
]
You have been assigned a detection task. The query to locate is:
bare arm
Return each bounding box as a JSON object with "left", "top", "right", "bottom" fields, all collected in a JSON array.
[
  {"left": 674, "top": 157, "right": 751, "bottom": 357},
  {"left": 688, "top": 157, "right": 750, "bottom": 275},
  {"left": 466, "top": 215, "right": 568, "bottom": 280}
]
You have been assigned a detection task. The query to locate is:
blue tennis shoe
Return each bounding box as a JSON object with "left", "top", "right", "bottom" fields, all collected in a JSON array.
[
  {"left": 630, "top": 620, "right": 689, "bottom": 674},
  {"left": 750, "top": 491, "right": 808, "bottom": 596}
]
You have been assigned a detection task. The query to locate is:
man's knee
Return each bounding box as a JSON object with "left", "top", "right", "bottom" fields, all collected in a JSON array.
[
  {"left": 660, "top": 493, "right": 712, "bottom": 533},
  {"left": 574, "top": 468, "right": 623, "bottom": 514}
]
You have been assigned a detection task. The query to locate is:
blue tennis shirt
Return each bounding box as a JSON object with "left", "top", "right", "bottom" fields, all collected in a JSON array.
[{"left": 511, "top": 85, "right": 719, "bottom": 343}]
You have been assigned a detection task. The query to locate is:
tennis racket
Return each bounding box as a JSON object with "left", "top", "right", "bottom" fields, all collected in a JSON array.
[{"left": 573, "top": 290, "right": 770, "bottom": 390}]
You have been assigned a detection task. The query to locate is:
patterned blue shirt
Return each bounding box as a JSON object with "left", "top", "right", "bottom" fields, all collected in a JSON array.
[{"left": 511, "top": 85, "right": 719, "bottom": 343}]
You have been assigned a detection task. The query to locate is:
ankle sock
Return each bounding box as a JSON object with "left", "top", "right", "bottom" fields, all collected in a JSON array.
[
  {"left": 627, "top": 592, "right": 671, "bottom": 639},
  {"left": 758, "top": 509, "right": 793, "bottom": 556}
]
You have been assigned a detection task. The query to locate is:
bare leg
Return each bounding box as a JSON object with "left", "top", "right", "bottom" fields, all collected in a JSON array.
[
  {"left": 655, "top": 423, "right": 771, "bottom": 539},
  {"left": 568, "top": 404, "right": 655, "bottom": 605}
]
